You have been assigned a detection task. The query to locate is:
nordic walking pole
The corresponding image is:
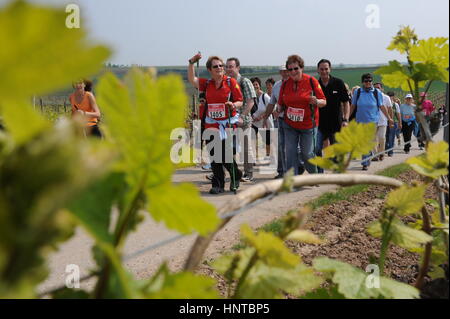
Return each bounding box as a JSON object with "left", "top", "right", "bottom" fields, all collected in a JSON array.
[{"left": 227, "top": 103, "right": 237, "bottom": 194}]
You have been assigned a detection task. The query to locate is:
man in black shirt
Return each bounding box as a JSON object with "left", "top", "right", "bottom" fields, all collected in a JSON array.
[{"left": 316, "top": 59, "right": 350, "bottom": 173}]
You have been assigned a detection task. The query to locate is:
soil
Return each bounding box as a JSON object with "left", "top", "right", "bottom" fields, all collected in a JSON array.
[{"left": 197, "top": 170, "right": 449, "bottom": 298}]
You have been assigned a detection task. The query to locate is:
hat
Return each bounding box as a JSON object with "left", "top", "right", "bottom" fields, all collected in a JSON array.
[
  {"left": 279, "top": 65, "right": 287, "bottom": 71},
  {"left": 405, "top": 93, "right": 413, "bottom": 99}
]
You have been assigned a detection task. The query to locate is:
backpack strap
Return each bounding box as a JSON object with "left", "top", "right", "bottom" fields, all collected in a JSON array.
[
  {"left": 309, "top": 76, "right": 317, "bottom": 129},
  {"left": 373, "top": 89, "right": 380, "bottom": 108},
  {"left": 355, "top": 87, "right": 361, "bottom": 106}
]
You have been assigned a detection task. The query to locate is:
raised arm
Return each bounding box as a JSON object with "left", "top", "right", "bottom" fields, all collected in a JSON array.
[{"left": 188, "top": 53, "right": 202, "bottom": 89}]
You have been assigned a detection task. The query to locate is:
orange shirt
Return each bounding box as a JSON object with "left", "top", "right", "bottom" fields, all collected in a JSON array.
[
  {"left": 69, "top": 91, "right": 98, "bottom": 127},
  {"left": 279, "top": 74, "right": 326, "bottom": 130}
]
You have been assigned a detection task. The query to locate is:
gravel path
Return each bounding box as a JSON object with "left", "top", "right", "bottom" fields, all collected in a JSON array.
[{"left": 37, "top": 132, "right": 445, "bottom": 295}]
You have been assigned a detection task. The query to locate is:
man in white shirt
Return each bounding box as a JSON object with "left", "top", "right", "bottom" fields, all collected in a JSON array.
[{"left": 373, "top": 82, "right": 393, "bottom": 161}]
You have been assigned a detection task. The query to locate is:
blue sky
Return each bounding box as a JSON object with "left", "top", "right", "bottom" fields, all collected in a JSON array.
[{"left": 7, "top": 0, "right": 450, "bottom": 66}]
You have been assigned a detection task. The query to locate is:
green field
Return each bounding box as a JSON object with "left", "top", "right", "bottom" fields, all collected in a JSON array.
[{"left": 37, "top": 65, "right": 448, "bottom": 121}]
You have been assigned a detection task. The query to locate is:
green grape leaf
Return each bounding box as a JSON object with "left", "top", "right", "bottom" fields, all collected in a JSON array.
[
  {"left": 0, "top": 0, "right": 110, "bottom": 99},
  {"left": 241, "top": 225, "right": 300, "bottom": 268},
  {"left": 308, "top": 156, "right": 337, "bottom": 171},
  {"left": 407, "top": 141, "right": 449, "bottom": 179},
  {"left": 313, "top": 257, "right": 419, "bottom": 299},
  {"left": 237, "top": 263, "right": 323, "bottom": 299},
  {"left": 146, "top": 183, "right": 219, "bottom": 236},
  {"left": 0, "top": 99, "right": 49, "bottom": 145},
  {"left": 367, "top": 218, "right": 432, "bottom": 250},
  {"left": 211, "top": 248, "right": 255, "bottom": 281},
  {"left": 145, "top": 264, "right": 220, "bottom": 299},
  {"left": 409, "top": 37, "right": 449, "bottom": 69},
  {"left": 286, "top": 230, "right": 324, "bottom": 244},
  {"left": 385, "top": 184, "right": 425, "bottom": 216},
  {"left": 67, "top": 171, "right": 126, "bottom": 244},
  {"left": 386, "top": 26, "right": 418, "bottom": 54},
  {"left": 334, "top": 121, "right": 377, "bottom": 158}
]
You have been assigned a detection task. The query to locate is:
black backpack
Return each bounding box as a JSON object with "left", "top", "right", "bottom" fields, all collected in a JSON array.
[{"left": 354, "top": 87, "right": 381, "bottom": 108}]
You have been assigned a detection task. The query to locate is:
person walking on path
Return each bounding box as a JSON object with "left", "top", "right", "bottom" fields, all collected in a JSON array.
[
  {"left": 226, "top": 57, "right": 257, "bottom": 182},
  {"left": 385, "top": 91, "right": 402, "bottom": 157},
  {"left": 278, "top": 54, "right": 327, "bottom": 175},
  {"left": 349, "top": 74, "right": 393, "bottom": 170},
  {"left": 251, "top": 77, "right": 274, "bottom": 160},
  {"left": 69, "top": 79, "right": 102, "bottom": 137},
  {"left": 373, "top": 82, "right": 394, "bottom": 162},
  {"left": 315, "top": 59, "right": 350, "bottom": 173},
  {"left": 400, "top": 93, "right": 417, "bottom": 154},
  {"left": 261, "top": 66, "right": 290, "bottom": 178},
  {"left": 188, "top": 53, "right": 244, "bottom": 194}
]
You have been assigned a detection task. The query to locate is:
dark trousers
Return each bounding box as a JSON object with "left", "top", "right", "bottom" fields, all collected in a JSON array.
[
  {"left": 206, "top": 135, "right": 242, "bottom": 189},
  {"left": 402, "top": 121, "right": 415, "bottom": 152}
]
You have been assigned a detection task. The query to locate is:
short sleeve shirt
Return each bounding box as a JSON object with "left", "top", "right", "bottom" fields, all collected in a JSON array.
[
  {"left": 377, "top": 93, "right": 392, "bottom": 126},
  {"left": 270, "top": 80, "right": 284, "bottom": 118},
  {"left": 351, "top": 87, "right": 383, "bottom": 124},
  {"left": 279, "top": 74, "right": 326, "bottom": 130},
  {"left": 318, "top": 75, "right": 349, "bottom": 134}
]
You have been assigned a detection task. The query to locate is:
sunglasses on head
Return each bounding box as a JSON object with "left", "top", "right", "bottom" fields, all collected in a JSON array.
[
  {"left": 212, "top": 64, "right": 223, "bottom": 69},
  {"left": 288, "top": 67, "right": 300, "bottom": 72}
]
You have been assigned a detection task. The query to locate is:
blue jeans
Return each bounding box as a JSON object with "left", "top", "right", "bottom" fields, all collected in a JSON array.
[
  {"left": 274, "top": 118, "right": 286, "bottom": 175},
  {"left": 385, "top": 123, "right": 398, "bottom": 156},
  {"left": 283, "top": 120, "right": 317, "bottom": 175},
  {"left": 362, "top": 152, "right": 373, "bottom": 167}
]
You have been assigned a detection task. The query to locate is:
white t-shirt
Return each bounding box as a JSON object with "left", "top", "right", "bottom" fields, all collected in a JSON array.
[
  {"left": 252, "top": 93, "right": 274, "bottom": 128},
  {"left": 378, "top": 92, "right": 392, "bottom": 126}
]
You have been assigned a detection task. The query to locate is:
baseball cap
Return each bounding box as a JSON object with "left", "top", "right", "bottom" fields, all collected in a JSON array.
[
  {"left": 279, "top": 65, "right": 287, "bottom": 71},
  {"left": 405, "top": 93, "right": 413, "bottom": 99}
]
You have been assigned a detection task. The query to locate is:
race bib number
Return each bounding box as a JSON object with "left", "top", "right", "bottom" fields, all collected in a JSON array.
[
  {"left": 286, "top": 107, "right": 304, "bottom": 122},
  {"left": 208, "top": 103, "right": 226, "bottom": 119}
]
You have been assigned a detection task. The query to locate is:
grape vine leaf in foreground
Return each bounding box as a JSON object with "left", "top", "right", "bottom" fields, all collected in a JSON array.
[
  {"left": 313, "top": 257, "right": 420, "bottom": 299},
  {"left": 144, "top": 264, "right": 220, "bottom": 299},
  {"left": 96, "top": 70, "right": 219, "bottom": 236},
  {"left": 309, "top": 121, "right": 376, "bottom": 172},
  {"left": 367, "top": 217, "right": 432, "bottom": 251},
  {"left": 0, "top": 0, "right": 110, "bottom": 100},
  {"left": 385, "top": 184, "right": 426, "bottom": 216},
  {"left": 406, "top": 141, "right": 449, "bottom": 179}
]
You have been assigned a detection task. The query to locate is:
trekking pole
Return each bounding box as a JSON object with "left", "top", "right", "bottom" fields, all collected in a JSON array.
[
  {"left": 195, "top": 51, "right": 201, "bottom": 120},
  {"left": 310, "top": 90, "right": 317, "bottom": 172},
  {"left": 227, "top": 103, "right": 237, "bottom": 194}
]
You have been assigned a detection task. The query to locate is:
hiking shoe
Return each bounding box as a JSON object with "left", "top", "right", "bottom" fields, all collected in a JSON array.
[
  {"left": 362, "top": 165, "right": 368, "bottom": 171},
  {"left": 405, "top": 150, "right": 410, "bottom": 154},
  {"left": 379, "top": 155, "right": 384, "bottom": 161},
  {"left": 206, "top": 173, "right": 213, "bottom": 181},
  {"left": 274, "top": 174, "right": 283, "bottom": 179},
  {"left": 371, "top": 157, "right": 379, "bottom": 162},
  {"left": 387, "top": 153, "right": 393, "bottom": 157},
  {"left": 230, "top": 179, "right": 240, "bottom": 192},
  {"left": 209, "top": 187, "right": 224, "bottom": 194},
  {"left": 241, "top": 175, "right": 254, "bottom": 182}
]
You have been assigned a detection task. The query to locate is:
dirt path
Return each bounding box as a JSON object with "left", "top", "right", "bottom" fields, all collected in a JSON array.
[{"left": 38, "top": 133, "right": 445, "bottom": 294}]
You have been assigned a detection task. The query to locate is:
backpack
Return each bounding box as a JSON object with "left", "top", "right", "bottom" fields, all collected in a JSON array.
[
  {"left": 280, "top": 75, "right": 318, "bottom": 129},
  {"left": 355, "top": 87, "right": 380, "bottom": 108}
]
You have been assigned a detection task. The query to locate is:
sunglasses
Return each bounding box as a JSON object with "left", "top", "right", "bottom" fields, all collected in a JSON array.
[
  {"left": 363, "top": 79, "right": 373, "bottom": 83},
  {"left": 288, "top": 67, "right": 300, "bottom": 72},
  {"left": 212, "top": 64, "right": 223, "bottom": 69}
]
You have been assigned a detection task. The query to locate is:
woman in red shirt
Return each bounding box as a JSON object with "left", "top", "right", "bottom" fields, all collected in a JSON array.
[
  {"left": 278, "top": 55, "right": 326, "bottom": 175},
  {"left": 188, "top": 53, "right": 244, "bottom": 194}
]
